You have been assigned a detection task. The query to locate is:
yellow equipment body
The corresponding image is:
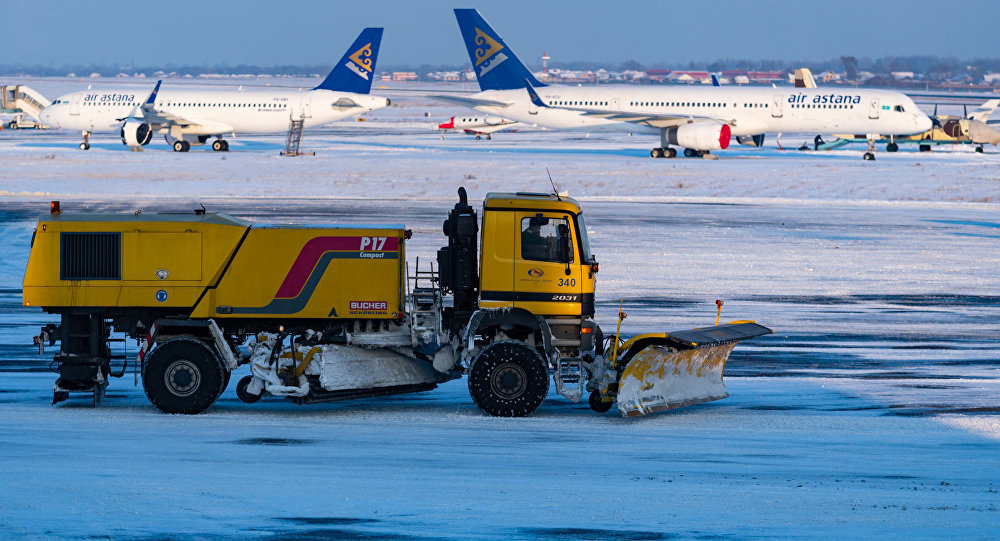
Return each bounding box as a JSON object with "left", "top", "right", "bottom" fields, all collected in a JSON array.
[{"left": 24, "top": 213, "right": 405, "bottom": 321}]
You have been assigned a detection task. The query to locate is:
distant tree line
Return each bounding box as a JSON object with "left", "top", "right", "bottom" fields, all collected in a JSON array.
[{"left": 3, "top": 56, "right": 1000, "bottom": 78}]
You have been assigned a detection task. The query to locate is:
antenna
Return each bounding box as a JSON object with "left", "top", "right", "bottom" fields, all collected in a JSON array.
[{"left": 545, "top": 167, "right": 560, "bottom": 199}]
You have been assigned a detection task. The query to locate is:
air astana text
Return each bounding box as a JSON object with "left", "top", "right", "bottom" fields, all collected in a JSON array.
[
  {"left": 83, "top": 93, "right": 137, "bottom": 102},
  {"left": 788, "top": 93, "right": 862, "bottom": 105}
]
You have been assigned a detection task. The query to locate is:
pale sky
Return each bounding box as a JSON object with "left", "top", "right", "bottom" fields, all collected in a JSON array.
[{"left": 11, "top": 0, "right": 999, "bottom": 68}]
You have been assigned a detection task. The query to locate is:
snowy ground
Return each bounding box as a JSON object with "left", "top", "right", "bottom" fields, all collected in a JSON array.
[{"left": 1, "top": 78, "right": 999, "bottom": 539}]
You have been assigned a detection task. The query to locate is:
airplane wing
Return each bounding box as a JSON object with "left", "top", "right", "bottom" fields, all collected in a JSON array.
[
  {"left": 464, "top": 122, "right": 520, "bottom": 134},
  {"left": 117, "top": 80, "right": 234, "bottom": 133},
  {"left": 428, "top": 94, "right": 512, "bottom": 108},
  {"left": 573, "top": 110, "right": 727, "bottom": 129},
  {"left": 524, "top": 79, "right": 729, "bottom": 130},
  {"left": 969, "top": 99, "right": 1000, "bottom": 122}
]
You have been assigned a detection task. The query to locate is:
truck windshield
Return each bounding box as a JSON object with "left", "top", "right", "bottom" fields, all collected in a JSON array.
[{"left": 576, "top": 214, "right": 594, "bottom": 262}]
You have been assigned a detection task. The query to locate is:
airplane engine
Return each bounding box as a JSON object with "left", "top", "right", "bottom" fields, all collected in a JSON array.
[
  {"left": 666, "top": 122, "right": 731, "bottom": 150},
  {"left": 120, "top": 121, "right": 153, "bottom": 147},
  {"left": 737, "top": 134, "right": 765, "bottom": 147}
]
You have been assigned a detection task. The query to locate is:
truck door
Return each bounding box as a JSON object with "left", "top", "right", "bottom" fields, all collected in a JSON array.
[{"left": 513, "top": 211, "right": 583, "bottom": 317}]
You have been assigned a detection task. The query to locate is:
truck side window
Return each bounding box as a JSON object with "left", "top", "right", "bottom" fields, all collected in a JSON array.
[{"left": 521, "top": 216, "right": 571, "bottom": 263}]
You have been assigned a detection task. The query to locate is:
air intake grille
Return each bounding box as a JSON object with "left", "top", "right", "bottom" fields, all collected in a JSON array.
[{"left": 60, "top": 232, "right": 121, "bottom": 280}]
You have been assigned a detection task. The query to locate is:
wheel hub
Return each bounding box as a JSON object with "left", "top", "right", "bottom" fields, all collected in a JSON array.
[
  {"left": 164, "top": 359, "right": 201, "bottom": 397},
  {"left": 490, "top": 362, "right": 527, "bottom": 400}
]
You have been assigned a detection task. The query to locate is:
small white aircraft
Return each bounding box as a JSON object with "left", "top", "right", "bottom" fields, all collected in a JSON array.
[
  {"left": 39, "top": 28, "right": 389, "bottom": 152},
  {"left": 437, "top": 115, "right": 519, "bottom": 139},
  {"left": 435, "top": 9, "right": 933, "bottom": 160}
]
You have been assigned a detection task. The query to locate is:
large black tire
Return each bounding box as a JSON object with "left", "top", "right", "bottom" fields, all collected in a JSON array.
[
  {"left": 142, "top": 337, "right": 225, "bottom": 414},
  {"left": 468, "top": 340, "right": 549, "bottom": 417},
  {"left": 217, "top": 370, "right": 232, "bottom": 400}
]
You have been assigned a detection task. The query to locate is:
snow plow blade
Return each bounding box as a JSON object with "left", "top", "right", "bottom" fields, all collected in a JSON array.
[{"left": 616, "top": 322, "right": 772, "bottom": 417}]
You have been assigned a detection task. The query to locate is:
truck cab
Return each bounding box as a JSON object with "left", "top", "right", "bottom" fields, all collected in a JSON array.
[{"left": 437, "top": 189, "right": 601, "bottom": 415}]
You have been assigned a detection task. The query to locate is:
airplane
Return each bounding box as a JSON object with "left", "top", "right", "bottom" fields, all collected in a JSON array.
[
  {"left": 39, "top": 28, "right": 389, "bottom": 152},
  {"left": 432, "top": 9, "right": 932, "bottom": 160},
  {"left": 819, "top": 100, "right": 1000, "bottom": 153},
  {"left": 437, "top": 115, "right": 519, "bottom": 139}
]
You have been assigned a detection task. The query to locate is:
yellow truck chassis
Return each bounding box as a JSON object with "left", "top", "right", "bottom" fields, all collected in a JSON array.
[{"left": 23, "top": 189, "right": 770, "bottom": 416}]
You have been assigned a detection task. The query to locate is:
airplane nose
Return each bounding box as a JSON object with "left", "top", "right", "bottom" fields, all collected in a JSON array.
[{"left": 916, "top": 114, "right": 932, "bottom": 132}]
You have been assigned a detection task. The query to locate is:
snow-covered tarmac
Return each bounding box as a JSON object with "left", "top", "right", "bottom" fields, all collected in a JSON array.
[{"left": 1, "top": 79, "right": 998, "bottom": 539}]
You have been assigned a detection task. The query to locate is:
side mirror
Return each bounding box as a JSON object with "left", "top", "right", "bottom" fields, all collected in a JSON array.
[{"left": 557, "top": 223, "right": 571, "bottom": 264}]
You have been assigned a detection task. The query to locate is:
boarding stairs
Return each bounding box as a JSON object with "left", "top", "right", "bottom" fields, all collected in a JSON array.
[
  {"left": 281, "top": 118, "right": 314, "bottom": 156},
  {"left": 1, "top": 85, "right": 50, "bottom": 120}
]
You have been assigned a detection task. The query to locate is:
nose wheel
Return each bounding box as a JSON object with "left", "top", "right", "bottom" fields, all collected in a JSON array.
[
  {"left": 863, "top": 138, "right": 877, "bottom": 160},
  {"left": 79, "top": 131, "right": 91, "bottom": 150}
]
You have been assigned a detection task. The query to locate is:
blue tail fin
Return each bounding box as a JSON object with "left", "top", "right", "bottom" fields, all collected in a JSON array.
[
  {"left": 454, "top": 9, "right": 545, "bottom": 92},
  {"left": 314, "top": 27, "right": 383, "bottom": 93}
]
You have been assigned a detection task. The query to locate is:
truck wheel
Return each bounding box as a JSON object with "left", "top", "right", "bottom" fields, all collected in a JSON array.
[
  {"left": 468, "top": 340, "right": 548, "bottom": 417},
  {"left": 217, "top": 370, "right": 231, "bottom": 401},
  {"left": 142, "top": 337, "right": 225, "bottom": 414}
]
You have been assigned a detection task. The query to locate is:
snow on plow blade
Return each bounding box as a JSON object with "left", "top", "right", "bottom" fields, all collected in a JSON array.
[{"left": 616, "top": 322, "right": 772, "bottom": 417}]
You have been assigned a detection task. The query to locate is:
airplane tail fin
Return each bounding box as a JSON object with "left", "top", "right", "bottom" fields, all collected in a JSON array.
[
  {"left": 314, "top": 27, "right": 383, "bottom": 94},
  {"left": 969, "top": 99, "right": 1000, "bottom": 122},
  {"left": 454, "top": 9, "right": 545, "bottom": 92}
]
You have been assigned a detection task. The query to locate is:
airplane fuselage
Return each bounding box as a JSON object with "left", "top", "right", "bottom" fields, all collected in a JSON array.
[
  {"left": 41, "top": 88, "right": 389, "bottom": 135},
  {"left": 468, "top": 85, "right": 930, "bottom": 137}
]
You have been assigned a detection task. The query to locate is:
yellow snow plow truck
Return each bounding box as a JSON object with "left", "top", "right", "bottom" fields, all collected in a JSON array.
[{"left": 23, "top": 189, "right": 770, "bottom": 416}]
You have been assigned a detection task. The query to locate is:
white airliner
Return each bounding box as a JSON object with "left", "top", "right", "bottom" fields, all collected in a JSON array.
[
  {"left": 436, "top": 10, "right": 932, "bottom": 160},
  {"left": 39, "top": 28, "right": 389, "bottom": 152}
]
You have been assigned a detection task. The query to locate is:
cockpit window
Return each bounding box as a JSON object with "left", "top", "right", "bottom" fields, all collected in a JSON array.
[{"left": 894, "top": 105, "right": 905, "bottom": 112}]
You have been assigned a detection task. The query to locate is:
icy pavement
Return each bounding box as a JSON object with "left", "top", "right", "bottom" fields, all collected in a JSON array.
[
  {"left": 0, "top": 196, "right": 997, "bottom": 539},
  {"left": 0, "top": 80, "right": 998, "bottom": 538}
]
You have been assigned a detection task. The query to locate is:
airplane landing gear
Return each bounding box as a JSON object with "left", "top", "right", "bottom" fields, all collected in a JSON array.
[
  {"left": 649, "top": 147, "right": 677, "bottom": 158},
  {"left": 172, "top": 140, "right": 191, "bottom": 152},
  {"left": 886, "top": 142, "right": 899, "bottom": 152},
  {"left": 212, "top": 139, "right": 229, "bottom": 152},
  {"left": 976, "top": 145, "right": 984, "bottom": 153},
  {"left": 79, "top": 131, "right": 91, "bottom": 151},
  {"left": 683, "top": 148, "right": 703, "bottom": 158},
  {"left": 863, "top": 138, "right": 876, "bottom": 161}
]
